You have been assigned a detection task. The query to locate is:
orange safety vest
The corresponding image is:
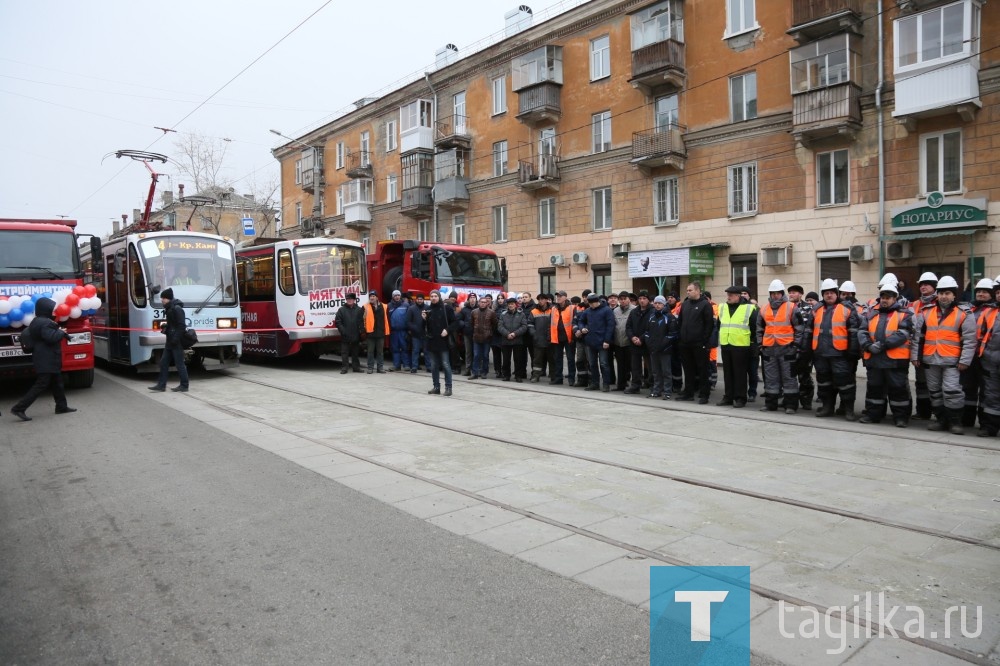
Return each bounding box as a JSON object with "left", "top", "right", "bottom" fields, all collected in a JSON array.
[
  {"left": 709, "top": 302, "right": 720, "bottom": 361},
  {"left": 923, "top": 306, "right": 965, "bottom": 358},
  {"left": 863, "top": 310, "right": 909, "bottom": 360},
  {"left": 762, "top": 301, "right": 795, "bottom": 347},
  {"left": 550, "top": 305, "right": 574, "bottom": 342},
  {"left": 363, "top": 302, "right": 390, "bottom": 334},
  {"left": 811, "top": 303, "right": 849, "bottom": 351},
  {"left": 976, "top": 307, "right": 999, "bottom": 357}
]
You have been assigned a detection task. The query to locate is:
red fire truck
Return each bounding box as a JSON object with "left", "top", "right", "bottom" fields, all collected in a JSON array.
[
  {"left": 0, "top": 218, "right": 96, "bottom": 388},
  {"left": 366, "top": 240, "right": 506, "bottom": 303}
]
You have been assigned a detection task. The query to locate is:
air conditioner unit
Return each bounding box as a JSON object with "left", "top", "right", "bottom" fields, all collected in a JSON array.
[
  {"left": 761, "top": 246, "right": 792, "bottom": 267},
  {"left": 849, "top": 244, "right": 875, "bottom": 262},
  {"left": 611, "top": 242, "right": 631, "bottom": 255},
  {"left": 885, "top": 240, "right": 912, "bottom": 261},
  {"left": 549, "top": 254, "right": 566, "bottom": 267},
  {"left": 572, "top": 252, "right": 589, "bottom": 264}
]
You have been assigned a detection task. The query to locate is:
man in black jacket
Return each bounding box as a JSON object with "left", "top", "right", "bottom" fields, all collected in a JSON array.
[
  {"left": 11, "top": 297, "right": 76, "bottom": 421},
  {"left": 676, "top": 281, "right": 715, "bottom": 403},
  {"left": 405, "top": 293, "right": 427, "bottom": 373},
  {"left": 423, "top": 290, "right": 459, "bottom": 396},
  {"left": 624, "top": 291, "right": 651, "bottom": 394},
  {"left": 148, "top": 288, "right": 189, "bottom": 393},
  {"left": 334, "top": 292, "right": 363, "bottom": 373},
  {"left": 458, "top": 293, "right": 479, "bottom": 376}
]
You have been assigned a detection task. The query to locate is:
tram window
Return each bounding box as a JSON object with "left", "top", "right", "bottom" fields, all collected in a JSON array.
[
  {"left": 278, "top": 249, "right": 295, "bottom": 296},
  {"left": 237, "top": 255, "right": 276, "bottom": 301},
  {"left": 129, "top": 244, "right": 147, "bottom": 307}
]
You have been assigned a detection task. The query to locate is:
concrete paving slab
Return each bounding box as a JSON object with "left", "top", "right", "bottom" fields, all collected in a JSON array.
[
  {"left": 312, "top": 460, "right": 383, "bottom": 480},
  {"left": 750, "top": 605, "right": 869, "bottom": 665},
  {"left": 277, "top": 443, "right": 337, "bottom": 461},
  {"left": 518, "top": 534, "right": 631, "bottom": 578},
  {"left": 334, "top": 468, "right": 413, "bottom": 492},
  {"left": 468, "top": 518, "right": 575, "bottom": 555},
  {"left": 659, "top": 534, "right": 775, "bottom": 570},
  {"left": 524, "top": 498, "right": 621, "bottom": 529},
  {"left": 391, "top": 490, "right": 483, "bottom": 520},
  {"left": 843, "top": 637, "right": 978, "bottom": 665},
  {"left": 574, "top": 556, "right": 655, "bottom": 606},
  {"left": 476, "top": 483, "right": 561, "bottom": 508},
  {"left": 425, "top": 503, "right": 522, "bottom": 536},
  {"left": 358, "top": 477, "right": 443, "bottom": 505},
  {"left": 585, "top": 514, "right": 690, "bottom": 551}
]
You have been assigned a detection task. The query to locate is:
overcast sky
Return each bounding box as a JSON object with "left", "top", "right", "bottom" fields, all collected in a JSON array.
[{"left": 0, "top": 0, "right": 579, "bottom": 238}]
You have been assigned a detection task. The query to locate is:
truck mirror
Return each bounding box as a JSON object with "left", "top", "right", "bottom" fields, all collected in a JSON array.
[
  {"left": 499, "top": 257, "right": 509, "bottom": 285},
  {"left": 90, "top": 236, "right": 102, "bottom": 259}
]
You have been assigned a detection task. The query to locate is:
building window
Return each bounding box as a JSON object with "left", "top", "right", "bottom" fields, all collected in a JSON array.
[
  {"left": 453, "top": 91, "right": 467, "bottom": 134},
  {"left": 730, "top": 72, "right": 757, "bottom": 122},
  {"left": 593, "top": 265, "right": 612, "bottom": 296},
  {"left": 512, "top": 46, "right": 564, "bottom": 90},
  {"left": 295, "top": 202, "right": 303, "bottom": 224},
  {"left": 336, "top": 189, "right": 343, "bottom": 215},
  {"left": 654, "top": 177, "right": 680, "bottom": 225},
  {"left": 593, "top": 187, "right": 612, "bottom": 231},
  {"left": 385, "top": 119, "right": 397, "bottom": 152},
  {"left": 360, "top": 131, "right": 370, "bottom": 167},
  {"left": 592, "top": 111, "right": 611, "bottom": 153},
  {"left": 387, "top": 226, "right": 397, "bottom": 241},
  {"left": 726, "top": 0, "right": 756, "bottom": 36},
  {"left": 400, "top": 100, "right": 432, "bottom": 136},
  {"left": 294, "top": 159, "right": 302, "bottom": 185},
  {"left": 360, "top": 233, "right": 370, "bottom": 253},
  {"left": 417, "top": 219, "right": 430, "bottom": 241},
  {"left": 452, "top": 214, "right": 466, "bottom": 245},
  {"left": 920, "top": 129, "right": 962, "bottom": 194},
  {"left": 591, "top": 35, "right": 610, "bottom": 81},
  {"left": 895, "top": 1, "right": 977, "bottom": 73},
  {"left": 728, "top": 162, "right": 758, "bottom": 217},
  {"left": 539, "top": 268, "right": 556, "bottom": 296},
  {"left": 387, "top": 174, "right": 398, "bottom": 203},
  {"left": 817, "top": 149, "right": 849, "bottom": 206},
  {"left": 790, "top": 34, "right": 858, "bottom": 93},
  {"left": 336, "top": 142, "right": 345, "bottom": 169},
  {"left": 493, "top": 206, "right": 508, "bottom": 242},
  {"left": 539, "top": 197, "right": 556, "bottom": 237},
  {"left": 631, "top": 1, "right": 682, "bottom": 50},
  {"left": 817, "top": 251, "right": 851, "bottom": 285},
  {"left": 492, "top": 76, "right": 507, "bottom": 115},
  {"left": 493, "top": 140, "right": 508, "bottom": 176}
]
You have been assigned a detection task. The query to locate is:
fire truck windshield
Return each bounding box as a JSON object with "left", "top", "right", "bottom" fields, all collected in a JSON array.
[
  {"left": 138, "top": 236, "right": 237, "bottom": 306},
  {"left": 0, "top": 231, "right": 80, "bottom": 278},
  {"left": 434, "top": 251, "right": 502, "bottom": 286}
]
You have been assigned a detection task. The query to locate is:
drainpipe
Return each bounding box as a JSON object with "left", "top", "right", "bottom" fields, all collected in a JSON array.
[
  {"left": 424, "top": 72, "right": 439, "bottom": 242},
  {"left": 876, "top": 0, "right": 886, "bottom": 277}
]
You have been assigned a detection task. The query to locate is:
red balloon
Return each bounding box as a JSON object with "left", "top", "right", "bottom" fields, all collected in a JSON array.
[
  {"left": 65, "top": 293, "right": 80, "bottom": 306},
  {"left": 84, "top": 284, "right": 97, "bottom": 298},
  {"left": 54, "top": 303, "right": 70, "bottom": 317},
  {"left": 73, "top": 285, "right": 86, "bottom": 297}
]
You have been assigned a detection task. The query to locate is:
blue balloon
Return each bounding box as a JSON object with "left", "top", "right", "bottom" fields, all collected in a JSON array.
[
  {"left": 9, "top": 308, "right": 24, "bottom": 322},
  {"left": 41, "top": 292, "right": 53, "bottom": 300},
  {"left": 21, "top": 299, "right": 35, "bottom": 314},
  {"left": 31, "top": 293, "right": 42, "bottom": 302},
  {"left": 0, "top": 315, "right": 9, "bottom": 328}
]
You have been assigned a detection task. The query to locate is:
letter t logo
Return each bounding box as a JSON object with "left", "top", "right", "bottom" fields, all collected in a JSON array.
[{"left": 675, "top": 590, "right": 729, "bottom": 641}]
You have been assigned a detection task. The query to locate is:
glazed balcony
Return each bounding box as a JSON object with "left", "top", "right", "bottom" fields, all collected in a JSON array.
[
  {"left": 629, "top": 39, "right": 686, "bottom": 96},
  {"left": 516, "top": 82, "right": 562, "bottom": 126},
  {"left": 516, "top": 154, "right": 561, "bottom": 193},
  {"left": 631, "top": 124, "right": 686, "bottom": 172},
  {"left": 342, "top": 179, "right": 373, "bottom": 230},
  {"left": 789, "top": 0, "right": 863, "bottom": 42},
  {"left": 345, "top": 151, "right": 372, "bottom": 179}
]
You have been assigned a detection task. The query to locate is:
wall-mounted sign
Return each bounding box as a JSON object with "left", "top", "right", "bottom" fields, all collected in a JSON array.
[
  {"left": 890, "top": 194, "right": 987, "bottom": 232},
  {"left": 627, "top": 247, "right": 715, "bottom": 278}
]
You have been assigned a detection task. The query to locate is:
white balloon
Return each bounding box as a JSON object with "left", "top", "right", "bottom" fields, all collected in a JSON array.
[
  {"left": 0, "top": 300, "right": 11, "bottom": 315},
  {"left": 10, "top": 319, "right": 24, "bottom": 328},
  {"left": 8, "top": 295, "right": 23, "bottom": 308},
  {"left": 53, "top": 290, "right": 70, "bottom": 303},
  {"left": 57, "top": 315, "right": 69, "bottom": 322},
  {"left": 91, "top": 297, "right": 102, "bottom": 309},
  {"left": 21, "top": 314, "right": 34, "bottom": 326},
  {"left": 70, "top": 307, "right": 82, "bottom": 319}
]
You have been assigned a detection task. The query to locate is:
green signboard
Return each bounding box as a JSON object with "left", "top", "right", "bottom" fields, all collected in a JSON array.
[
  {"left": 890, "top": 193, "right": 987, "bottom": 232},
  {"left": 688, "top": 247, "right": 715, "bottom": 276}
]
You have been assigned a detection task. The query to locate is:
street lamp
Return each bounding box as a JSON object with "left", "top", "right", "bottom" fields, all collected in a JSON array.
[{"left": 270, "top": 129, "right": 322, "bottom": 233}]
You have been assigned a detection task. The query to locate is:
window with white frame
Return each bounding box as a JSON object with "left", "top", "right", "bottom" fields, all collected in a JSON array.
[
  {"left": 360, "top": 131, "right": 370, "bottom": 166},
  {"left": 294, "top": 159, "right": 302, "bottom": 185},
  {"left": 593, "top": 188, "right": 612, "bottom": 231},
  {"left": 591, "top": 35, "right": 610, "bottom": 80},
  {"left": 920, "top": 129, "right": 962, "bottom": 194},
  {"left": 493, "top": 206, "right": 508, "bottom": 242},
  {"left": 493, "top": 140, "right": 508, "bottom": 176},
  {"left": 817, "top": 149, "right": 849, "bottom": 206},
  {"left": 728, "top": 162, "right": 758, "bottom": 217},
  {"left": 341, "top": 179, "right": 373, "bottom": 205},
  {"left": 730, "top": 72, "right": 757, "bottom": 122},
  {"left": 654, "top": 177, "right": 680, "bottom": 225},
  {"left": 385, "top": 119, "right": 397, "bottom": 152},
  {"left": 592, "top": 111, "right": 611, "bottom": 153},
  {"left": 452, "top": 214, "right": 466, "bottom": 245},
  {"left": 336, "top": 142, "right": 345, "bottom": 169},
  {"left": 387, "top": 226, "right": 398, "bottom": 241},
  {"left": 453, "top": 91, "right": 467, "bottom": 134},
  {"left": 336, "top": 189, "right": 343, "bottom": 215},
  {"left": 400, "top": 100, "right": 432, "bottom": 133},
  {"left": 387, "top": 174, "right": 398, "bottom": 203},
  {"left": 360, "top": 233, "right": 370, "bottom": 253},
  {"left": 492, "top": 76, "right": 507, "bottom": 115},
  {"left": 790, "top": 34, "right": 859, "bottom": 93},
  {"left": 417, "top": 219, "right": 430, "bottom": 241},
  {"left": 539, "top": 197, "right": 556, "bottom": 237},
  {"left": 632, "top": 1, "right": 682, "bottom": 50},
  {"left": 295, "top": 202, "right": 303, "bottom": 224},
  {"left": 895, "top": 1, "right": 978, "bottom": 73},
  {"left": 726, "top": 0, "right": 756, "bottom": 36}
]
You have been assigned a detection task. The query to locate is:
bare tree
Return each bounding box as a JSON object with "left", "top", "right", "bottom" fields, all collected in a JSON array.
[
  {"left": 243, "top": 174, "right": 280, "bottom": 238},
  {"left": 172, "top": 132, "right": 233, "bottom": 193}
]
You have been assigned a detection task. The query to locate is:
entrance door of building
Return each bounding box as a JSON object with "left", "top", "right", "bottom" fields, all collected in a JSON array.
[{"left": 730, "top": 254, "right": 758, "bottom": 301}]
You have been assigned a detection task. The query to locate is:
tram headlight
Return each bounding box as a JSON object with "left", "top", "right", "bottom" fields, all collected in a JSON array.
[
  {"left": 67, "top": 332, "right": 92, "bottom": 345},
  {"left": 216, "top": 318, "right": 238, "bottom": 329}
]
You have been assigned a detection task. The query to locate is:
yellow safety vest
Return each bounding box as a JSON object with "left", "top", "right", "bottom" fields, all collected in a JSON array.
[{"left": 718, "top": 303, "right": 753, "bottom": 347}]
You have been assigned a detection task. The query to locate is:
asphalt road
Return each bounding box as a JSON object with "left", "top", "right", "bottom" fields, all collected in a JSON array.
[{"left": 0, "top": 373, "right": 650, "bottom": 665}]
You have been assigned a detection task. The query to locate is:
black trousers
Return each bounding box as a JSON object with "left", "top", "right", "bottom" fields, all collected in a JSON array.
[
  {"left": 501, "top": 346, "right": 527, "bottom": 379},
  {"left": 959, "top": 358, "right": 984, "bottom": 427},
  {"left": 14, "top": 372, "right": 68, "bottom": 412},
  {"left": 863, "top": 365, "right": 912, "bottom": 422},
  {"left": 721, "top": 345, "right": 751, "bottom": 402},
  {"left": 629, "top": 345, "right": 650, "bottom": 389},
  {"left": 340, "top": 340, "right": 361, "bottom": 371},
  {"left": 492, "top": 344, "right": 503, "bottom": 375},
  {"left": 814, "top": 354, "right": 857, "bottom": 405},
  {"left": 531, "top": 345, "right": 550, "bottom": 377},
  {"left": 613, "top": 345, "right": 630, "bottom": 389},
  {"left": 678, "top": 343, "right": 711, "bottom": 399}
]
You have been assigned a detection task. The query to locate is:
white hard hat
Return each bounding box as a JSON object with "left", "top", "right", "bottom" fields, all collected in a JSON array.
[
  {"left": 936, "top": 275, "right": 959, "bottom": 291},
  {"left": 994, "top": 274, "right": 1000, "bottom": 286},
  {"left": 879, "top": 284, "right": 899, "bottom": 296},
  {"left": 974, "top": 278, "right": 995, "bottom": 291},
  {"left": 820, "top": 278, "right": 839, "bottom": 292},
  {"left": 767, "top": 279, "right": 786, "bottom": 292},
  {"left": 839, "top": 280, "right": 857, "bottom": 293},
  {"left": 878, "top": 273, "right": 898, "bottom": 288},
  {"left": 918, "top": 272, "right": 939, "bottom": 285}
]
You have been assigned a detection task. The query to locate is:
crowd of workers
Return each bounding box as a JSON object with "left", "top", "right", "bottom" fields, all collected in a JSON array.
[{"left": 329, "top": 272, "right": 1000, "bottom": 437}]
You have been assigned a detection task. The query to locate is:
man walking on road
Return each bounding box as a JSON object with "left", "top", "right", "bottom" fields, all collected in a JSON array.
[
  {"left": 148, "top": 287, "right": 189, "bottom": 394},
  {"left": 11, "top": 296, "right": 76, "bottom": 421}
]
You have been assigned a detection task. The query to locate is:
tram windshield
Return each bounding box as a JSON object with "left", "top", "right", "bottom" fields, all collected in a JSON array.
[
  {"left": 0, "top": 230, "right": 81, "bottom": 278},
  {"left": 138, "top": 236, "right": 237, "bottom": 306},
  {"left": 294, "top": 244, "right": 365, "bottom": 294},
  {"left": 434, "top": 250, "right": 502, "bottom": 286}
]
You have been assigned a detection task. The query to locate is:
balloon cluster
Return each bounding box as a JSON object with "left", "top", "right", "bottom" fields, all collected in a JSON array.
[{"left": 0, "top": 285, "right": 101, "bottom": 328}]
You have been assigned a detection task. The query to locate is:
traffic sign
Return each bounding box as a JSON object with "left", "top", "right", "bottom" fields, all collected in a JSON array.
[{"left": 242, "top": 217, "right": 255, "bottom": 236}]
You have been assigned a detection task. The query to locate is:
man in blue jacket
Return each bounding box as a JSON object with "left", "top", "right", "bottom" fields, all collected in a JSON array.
[
  {"left": 387, "top": 290, "right": 410, "bottom": 371},
  {"left": 575, "top": 293, "right": 616, "bottom": 391}
]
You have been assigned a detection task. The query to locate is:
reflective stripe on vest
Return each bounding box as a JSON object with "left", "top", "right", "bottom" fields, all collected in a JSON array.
[
  {"left": 977, "top": 308, "right": 999, "bottom": 357},
  {"left": 762, "top": 301, "right": 794, "bottom": 347},
  {"left": 550, "top": 306, "right": 573, "bottom": 342},
  {"left": 863, "top": 310, "right": 909, "bottom": 360},
  {"left": 924, "top": 307, "right": 964, "bottom": 358},
  {"left": 811, "top": 303, "right": 849, "bottom": 351},
  {"left": 718, "top": 303, "right": 753, "bottom": 347}
]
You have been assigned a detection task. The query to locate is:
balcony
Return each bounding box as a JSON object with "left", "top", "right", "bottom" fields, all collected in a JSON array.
[
  {"left": 300, "top": 166, "right": 325, "bottom": 193},
  {"left": 299, "top": 147, "right": 324, "bottom": 193},
  {"left": 435, "top": 178, "right": 469, "bottom": 211},
  {"left": 400, "top": 187, "right": 433, "bottom": 218},
  {"left": 792, "top": 83, "right": 862, "bottom": 144},
  {"left": 516, "top": 154, "right": 561, "bottom": 193},
  {"left": 788, "top": 0, "right": 862, "bottom": 42},
  {"left": 893, "top": 60, "right": 981, "bottom": 126},
  {"left": 435, "top": 116, "right": 471, "bottom": 150},
  {"left": 631, "top": 125, "right": 686, "bottom": 172},
  {"left": 345, "top": 151, "right": 372, "bottom": 179},
  {"left": 516, "top": 82, "right": 561, "bottom": 126},
  {"left": 342, "top": 179, "right": 373, "bottom": 230},
  {"left": 628, "top": 39, "right": 685, "bottom": 96}
]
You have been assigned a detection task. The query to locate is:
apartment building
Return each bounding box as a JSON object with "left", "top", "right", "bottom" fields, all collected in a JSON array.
[{"left": 272, "top": 0, "right": 999, "bottom": 299}]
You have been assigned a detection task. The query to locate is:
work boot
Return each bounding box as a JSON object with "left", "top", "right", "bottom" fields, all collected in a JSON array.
[
  {"left": 949, "top": 423, "right": 965, "bottom": 435},
  {"left": 815, "top": 401, "right": 835, "bottom": 418},
  {"left": 842, "top": 405, "right": 857, "bottom": 422},
  {"left": 927, "top": 420, "right": 947, "bottom": 432}
]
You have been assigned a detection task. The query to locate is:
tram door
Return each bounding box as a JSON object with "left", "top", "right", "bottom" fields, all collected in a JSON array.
[{"left": 105, "top": 249, "right": 130, "bottom": 363}]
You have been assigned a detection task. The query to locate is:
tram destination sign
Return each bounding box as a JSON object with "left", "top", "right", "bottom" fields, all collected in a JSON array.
[{"left": 890, "top": 193, "right": 987, "bottom": 233}]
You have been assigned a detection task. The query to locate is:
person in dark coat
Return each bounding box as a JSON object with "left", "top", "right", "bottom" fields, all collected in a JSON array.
[
  {"left": 526, "top": 293, "right": 552, "bottom": 382},
  {"left": 423, "top": 290, "right": 459, "bottom": 395},
  {"left": 858, "top": 284, "right": 914, "bottom": 427},
  {"left": 387, "top": 290, "right": 410, "bottom": 372},
  {"left": 334, "top": 292, "right": 363, "bottom": 373},
  {"left": 576, "top": 293, "right": 616, "bottom": 391},
  {"left": 676, "top": 281, "right": 715, "bottom": 403},
  {"left": 405, "top": 293, "right": 427, "bottom": 373},
  {"left": 11, "top": 297, "right": 75, "bottom": 421},
  {"left": 148, "top": 287, "right": 189, "bottom": 393},
  {"left": 470, "top": 295, "right": 497, "bottom": 380},
  {"left": 624, "top": 291, "right": 652, "bottom": 393},
  {"left": 458, "top": 293, "right": 479, "bottom": 376},
  {"left": 497, "top": 296, "right": 528, "bottom": 381},
  {"left": 642, "top": 295, "right": 680, "bottom": 399}
]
